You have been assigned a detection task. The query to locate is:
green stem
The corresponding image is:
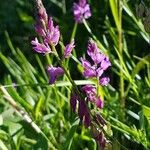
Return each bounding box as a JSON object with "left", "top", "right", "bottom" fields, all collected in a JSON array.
[
  {"left": 70, "top": 22, "right": 78, "bottom": 42},
  {"left": 83, "top": 19, "right": 107, "bottom": 53},
  {"left": 46, "top": 53, "right": 51, "bottom": 65},
  {"left": 51, "top": 45, "right": 81, "bottom": 96},
  {"left": 71, "top": 22, "right": 78, "bottom": 57},
  {"left": 118, "top": 0, "right": 125, "bottom": 121}
]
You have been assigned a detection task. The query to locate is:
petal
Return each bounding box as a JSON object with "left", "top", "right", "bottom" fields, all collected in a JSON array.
[
  {"left": 96, "top": 97, "right": 104, "bottom": 109},
  {"left": 70, "top": 93, "right": 77, "bottom": 112},
  {"left": 99, "top": 77, "right": 110, "bottom": 86},
  {"left": 47, "top": 66, "right": 64, "bottom": 84},
  {"left": 64, "top": 39, "right": 75, "bottom": 58}
]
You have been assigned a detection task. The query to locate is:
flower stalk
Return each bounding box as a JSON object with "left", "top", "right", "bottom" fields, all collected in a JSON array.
[{"left": 118, "top": 0, "right": 125, "bottom": 121}]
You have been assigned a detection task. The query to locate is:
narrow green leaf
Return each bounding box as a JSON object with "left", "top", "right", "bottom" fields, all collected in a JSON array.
[
  {"left": 63, "top": 119, "right": 79, "bottom": 150},
  {"left": 34, "top": 96, "right": 44, "bottom": 120},
  {"left": 109, "top": 0, "right": 120, "bottom": 30}
]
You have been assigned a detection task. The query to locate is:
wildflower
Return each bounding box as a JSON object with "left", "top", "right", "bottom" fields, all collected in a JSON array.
[
  {"left": 100, "top": 56, "right": 111, "bottom": 71},
  {"left": 70, "top": 92, "right": 78, "bottom": 112},
  {"left": 73, "top": 0, "right": 91, "bottom": 23},
  {"left": 78, "top": 99, "right": 87, "bottom": 120},
  {"left": 99, "top": 77, "right": 110, "bottom": 86},
  {"left": 97, "top": 132, "right": 106, "bottom": 150},
  {"left": 95, "top": 97, "right": 104, "bottom": 109},
  {"left": 44, "top": 17, "right": 60, "bottom": 46},
  {"left": 32, "top": 0, "right": 60, "bottom": 53},
  {"left": 64, "top": 40, "right": 75, "bottom": 58},
  {"left": 35, "top": 0, "right": 48, "bottom": 25},
  {"left": 87, "top": 40, "right": 105, "bottom": 64},
  {"left": 82, "top": 85, "right": 104, "bottom": 109},
  {"left": 31, "top": 38, "right": 51, "bottom": 54},
  {"left": 81, "top": 40, "right": 111, "bottom": 85},
  {"left": 34, "top": 24, "right": 46, "bottom": 37},
  {"left": 47, "top": 66, "right": 64, "bottom": 84},
  {"left": 80, "top": 58, "right": 96, "bottom": 78},
  {"left": 84, "top": 111, "right": 91, "bottom": 127},
  {"left": 81, "top": 85, "right": 96, "bottom": 102}
]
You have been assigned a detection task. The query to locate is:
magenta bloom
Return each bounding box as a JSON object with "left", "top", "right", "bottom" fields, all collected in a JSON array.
[
  {"left": 64, "top": 40, "right": 75, "bottom": 58},
  {"left": 31, "top": 38, "right": 51, "bottom": 54},
  {"left": 95, "top": 97, "right": 104, "bottom": 109},
  {"left": 87, "top": 40, "right": 105, "bottom": 64},
  {"left": 35, "top": 24, "right": 46, "bottom": 37},
  {"left": 47, "top": 66, "right": 64, "bottom": 84},
  {"left": 81, "top": 85, "right": 96, "bottom": 102},
  {"left": 99, "top": 77, "right": 110, "bottom": 86},
  {"left": 73, "top": 0, "right": 91, "bottom": 23},
  {"left": 81, "top": 40, "right": 111, "bottom": 85},
  {"left": 80, "top": 58, "right": 96, "bottom": 78},
  {"left": 101, "top": 56, "right": 111, "bottom": 71},
  {"left": 70, "top": 92, "right": 78, "bottom": 112},
  {"left": 44, "top": 17, "right": 60, "bottom": 46}
]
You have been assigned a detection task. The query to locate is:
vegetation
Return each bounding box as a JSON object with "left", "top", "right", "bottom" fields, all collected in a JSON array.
[{"left": 0, "top": 0, "right": 150, "bottom": 149}]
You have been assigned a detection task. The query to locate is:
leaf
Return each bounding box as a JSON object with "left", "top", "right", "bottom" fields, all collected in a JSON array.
[
  {"left": 131, "top": 54, "right": 150, "bottom": 80},
  {"left": 142, "top": 105, "right": 150, "bottom": 119},
  {"left": 34, "top": 96, "right": 44, "bottom": 120},
  {"left": 0, "top": 140, "right": 8, "bottom": 150},
  {"left": 109, "top": 0, "right": 120, "bottom": 30},
  {"left": 63, "top": 119, "right": 79, "bottom": 150}
]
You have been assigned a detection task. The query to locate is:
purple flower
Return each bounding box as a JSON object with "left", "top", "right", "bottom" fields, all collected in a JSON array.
[
  {"left": 47, "top": 66, "right": 64, "bottom": 84},
  {"left": 78, "top": 99, "right": 87, "bottom": 120},
  {"left": 99, "top": 77, "right": 110, "bottom": 86},
  {"left": 84, "top": 111, "right": 91, "bottom": 127},
  {"left": 101, "top": 56, "right": 111, "bottom": 71},
  {"left": 81, "top": 85, "right": 96, "bottom": 102},
  {"left": 80, "top": 58, "right": 96, "bottom": 78},
  {"left": 64, "top": 40, "right": 75, "bottom": 58},
  {"left": 34, "top": 24, "right": 46, "bottom": 37},
  {"left": 96, "top": 97, "right": 104, "bottom": 109},
  {"left": 44, "top": 17, "right": 60, "bottom": 46},
  {"left": 31, "top": 38, "right": 51, "bottom": 54},
  {"left": 81, "top": 40, "right": 111, "bottom": 86},
  {"left": 87, "top": 40, "right": 105, "bottom": 64},
  {"left": 97, "top": 132, "right": 106, "bottom": 150},
  {"left": 73, "top": 0, "right": 91, "bottom": 23},
  {"left": 70, "top": 93, "right": 78, "bottom": 112},
  {"left": 35, "top": 0, "right": 48, "bottom": 25}
]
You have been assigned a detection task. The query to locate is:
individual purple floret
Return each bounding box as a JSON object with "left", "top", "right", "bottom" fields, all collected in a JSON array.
[
  {"left": 64, "top": 40, "right": 75, "bottom": 58},
  {"left": 47, "top": 66, "right": 64, "bottom": 84},
  {"left": 73, "top": 0, "right": 91, "bottom": 23},
  {"left": 70, "top": 92, "right": 78, "bottom": 112},
  {"left": 44, "top": 17, "right": 60, "bottom": 46},
  {"left": 31, "top": 38, "right": 51, "bottom": 54},
  {"left": 99, "top": 77, "right": 110, "bottom": 86},
  {"left": 80, "top": 58, "right": 96, "bottom": 78},
  {"left": 95, "top": 97, "right": 104, "bottom": 109}
]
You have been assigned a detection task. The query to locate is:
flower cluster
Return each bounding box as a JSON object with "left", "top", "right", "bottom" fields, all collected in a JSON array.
[
  {"left": 31, "top": 16, "right": 60, "bottom": 54},
  {"left": 73, "top": 0, "right": 91, "bottom": 23},
  {"left": 31, "top": 1, "right": 111, "bottom": 149},
  {"left": 78, "top": 40, "right": 111, "bottom": 109},
  {"left": 81, "top": 40, "right": 111, "bottom": 86},
  {"left": 31, "top": 0, "right": 75, "bottom": 85}
]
